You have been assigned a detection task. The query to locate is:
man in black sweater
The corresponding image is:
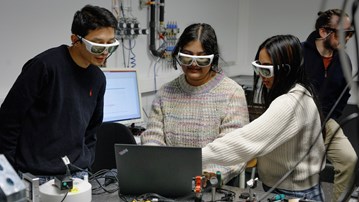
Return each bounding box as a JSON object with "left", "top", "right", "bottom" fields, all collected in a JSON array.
[
  {"left": 302, "top": 9, "right": 357, "bottom": 201},
  {"left": 0, "top": 5, "right": 119, "bottom": 184}
]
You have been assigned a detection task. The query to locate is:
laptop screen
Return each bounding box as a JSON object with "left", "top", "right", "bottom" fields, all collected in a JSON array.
[{"left": 114, "top": 144, "right": 202, "bottom": 198}]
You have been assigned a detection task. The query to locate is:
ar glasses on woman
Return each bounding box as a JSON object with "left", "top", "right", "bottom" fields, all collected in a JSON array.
[
  {"left": 252, "top": 60, "right": 274, "bottom": 78},
  {"left": 77, "top": 35, "right": 120, "bottom": 55},
  {"left": 176, "top": 52, "right": 214, "bottom": 67}
]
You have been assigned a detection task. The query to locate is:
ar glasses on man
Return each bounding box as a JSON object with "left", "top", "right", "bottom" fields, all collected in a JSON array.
[
  {"left": 77, "top": 35, "right": 120, "bottom": 55},
  {"left": 176, "top": 52, "right": 214, "bottom": 67},
  {"left": 252, "top": 60, "right": 274, "bottom": 78},
  {"left": 323, "top": 27, "right": 355, "bottom": 38}
]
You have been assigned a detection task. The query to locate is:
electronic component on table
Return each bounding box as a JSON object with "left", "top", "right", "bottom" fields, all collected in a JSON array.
[
  {"left": 0, "top": 154, "right": 26, "bottom": 202},
  {"left": 193, "top": 175, "right": 203, "bottom": 202},
  {"left": 22, "top": 172, "right": 40, "bottom": 202},
  {"left": 54, "top": 175, "right": 73, "bottom": 190},
  {"left": 129, "top": 123, "right": 146, "bottom": 136}
]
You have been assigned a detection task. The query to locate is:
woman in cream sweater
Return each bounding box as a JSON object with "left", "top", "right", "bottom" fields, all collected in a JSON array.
[{"left": 202, "top": 35, "right": 326, "bottom": 201}]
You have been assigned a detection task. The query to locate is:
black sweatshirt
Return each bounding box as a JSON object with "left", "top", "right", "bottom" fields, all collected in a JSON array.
[
  {"left": 302, "top": 31, "right": 351, "bottom": 120},
  {"left": 0, "top": 45, "right": 106, "bottom": 175}
]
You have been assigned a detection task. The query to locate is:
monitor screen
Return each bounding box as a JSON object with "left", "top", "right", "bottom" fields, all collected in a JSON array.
[{"left": 101, "top": 68, "right": 143, "bottom": 125}]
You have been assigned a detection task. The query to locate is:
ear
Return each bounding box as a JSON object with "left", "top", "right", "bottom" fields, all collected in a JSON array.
[
  {"left": 284, "top": 64, "right": 291, "bottom": 71},
  {"left": 70, "top": 34, "right": 80, "bottom": 45},
  {"left": 318, "top": 28, "right": 329, "bottom": 39},
  {"left": 281, "top": 64, "right": 291, "bottom": 76}
]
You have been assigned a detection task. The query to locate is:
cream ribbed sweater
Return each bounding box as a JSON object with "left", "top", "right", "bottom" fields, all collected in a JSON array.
[
  {"left": 141, "top": 72, "right": 250, "bottom": 183},
  {"left": 202, "top": 84, "right": 326, "bottom": 190}
]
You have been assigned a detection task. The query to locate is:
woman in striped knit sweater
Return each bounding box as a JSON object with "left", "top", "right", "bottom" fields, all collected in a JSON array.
[
  {"left": 202, "top": 35, "right": 326, "bottom": 201},
  {"left": 141, "top": 23, "right": 250, "bottom": 184}
]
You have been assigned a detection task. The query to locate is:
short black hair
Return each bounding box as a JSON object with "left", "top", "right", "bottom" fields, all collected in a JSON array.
[{"left": 71, "top": 4, "right": 118, "bottom": 38}]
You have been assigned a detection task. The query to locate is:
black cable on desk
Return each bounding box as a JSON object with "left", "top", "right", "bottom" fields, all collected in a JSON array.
[
  {"left": 91, "top": 169, "right": 119, "bottom": 195},
  {"left": 60, "top": 190, "right": 69, "bottom": 202},
  {"left": 134, "top": 193, "right": 176, "bottom": 202},
  {"left": 68, "top": 164, "right": 119, "bottom": 195},
  {"left": 212, "top": 188, "right": 236, "bottom": 202}
]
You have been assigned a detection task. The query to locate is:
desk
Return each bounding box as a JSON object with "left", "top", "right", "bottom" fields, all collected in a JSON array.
[
  {"left": 91, "top": 183, "right": 271, "bottom": 202},
  {"left": 90, "top": 181, "right": 359, "bottom": 202}
]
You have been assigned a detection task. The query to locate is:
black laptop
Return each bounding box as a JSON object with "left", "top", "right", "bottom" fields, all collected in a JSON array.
[{"left": 114, "top": 144, "right": 202, "bottom": 198}]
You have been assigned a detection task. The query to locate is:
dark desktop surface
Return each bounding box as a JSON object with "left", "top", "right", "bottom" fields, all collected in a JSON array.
[
  {"left": 91, "top": 183, "right": 270, "bottom": 202},
  {"left": 91, "top": 180, "right": 359, "bottom": 202},
  {"left": 90, "top": 173, "right": 269, "bottom": 202}
]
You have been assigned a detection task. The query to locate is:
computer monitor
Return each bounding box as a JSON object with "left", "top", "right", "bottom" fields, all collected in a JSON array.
[{"left": 100, "top": 68, "right": 143, "bottom": 126}]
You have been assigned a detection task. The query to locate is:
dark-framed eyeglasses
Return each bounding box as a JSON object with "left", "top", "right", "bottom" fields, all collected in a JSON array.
[{"left": 323, "top": 27, "right": 355, "bottom": 38}]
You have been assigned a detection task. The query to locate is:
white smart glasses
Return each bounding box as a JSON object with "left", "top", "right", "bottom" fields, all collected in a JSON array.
[
  {"left": 252, "top": 60, "right": 274, "bottom": 78},
  {"left": 176, "top": 52, "right": 214, "bottom": 67},
  {"left": 78, "top": 35, "right": 120, "bottom": 55}
]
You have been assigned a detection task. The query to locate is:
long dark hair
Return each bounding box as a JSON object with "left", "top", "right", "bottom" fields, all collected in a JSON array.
[
  {"left": 171, "top": 23, "right": 221, "bottom": 72},
  {"left": 253, "top": 35, "right": 318, "bottom": 108}
]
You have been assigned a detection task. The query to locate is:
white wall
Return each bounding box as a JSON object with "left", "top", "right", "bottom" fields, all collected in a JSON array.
[
  {"left": 0, "top": 0, "right": 358, "bottom": 113},
  {"left": 0, "top": 0, "right": 110, "bottom": 96}
]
